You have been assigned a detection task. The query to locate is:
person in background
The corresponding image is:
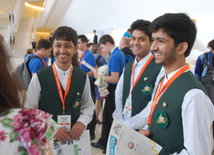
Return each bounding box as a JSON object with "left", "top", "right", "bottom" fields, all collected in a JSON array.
[
  {"left": 78, "top": 35, "right": 98, "bottom": 140},
  {"left": 24, "top": 48, "right": 34, "bottom": 61},
  {"left": 28, "top": 39, "right": 52, "bottom": 76},
  {"left": 91, "top": 35, "right": 125, "bottom": 154},
  {"left": 119, "top": 37, "right": 135, "bottom": 63},
  {"left": 0, "top": 34, "right": 70, "bottom": 155},
  {"left": 91, "top": 44, "right": 107, "bottom": 124},
  {"left": 31, "top": 39, "right": 36, "bottom": 52},
  {"left": 87, "top": 42, "right": 94, "bottom": 52},
  {"left": 93, "top": 30, "right": 98, "bottom": 44},
  {"left": 194, "top": 39, "right": 214, "bottom": 80},
  {"left": 123, "top": 29, "right": 131, "bottom": 38},
  {"left": 125, "top": 13, "right": 214, "bottom": 155},
  {"left": 25, "top": 26, "right": 94, "bottom": 141}
]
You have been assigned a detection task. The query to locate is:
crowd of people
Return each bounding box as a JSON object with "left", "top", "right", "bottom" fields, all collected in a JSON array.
[{"left": 0, "top": 12, "right": 214, "bottom": 155}]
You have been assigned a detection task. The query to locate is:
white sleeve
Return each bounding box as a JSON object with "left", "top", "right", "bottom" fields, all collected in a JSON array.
[
  {"left": 24, "top": 74, "right": 41, "bottom": 108},
  {"left": 123, "top": 100, "right": 152, "bottom": 129},
  {"left": 113, "top": 72, "right": 125, "bottom": 122},
  {"left": 77, "top": 75, "right": 95, "bottom": 127},
  {"left": 171, "top": 89, "right": 214, "bottom": 155}
]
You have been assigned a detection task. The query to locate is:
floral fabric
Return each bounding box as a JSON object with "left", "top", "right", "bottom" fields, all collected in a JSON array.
[{"left": 0, "top": 108, "right": 60, "bottom": 155}]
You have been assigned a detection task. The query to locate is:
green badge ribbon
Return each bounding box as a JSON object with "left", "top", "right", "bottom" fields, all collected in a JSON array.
[{"left": 155, "top": 110, "right": 169, "bottom": 128}]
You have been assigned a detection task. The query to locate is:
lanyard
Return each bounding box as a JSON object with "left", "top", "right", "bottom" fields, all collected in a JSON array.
[
  {"left": 130, "top": 54, "right": 153, "bottom": 94},
  {"left": 35, "top": 53, "right": 47, "bottom": 67},
  {"left": 79, "top": 49, "right": 88, "bottom": 65},
  {"left": 147, "top": 64, "right": 190, "bottom": 124},
  {"left": 52, "top": 63, "right": 73, "bottom": 114}
]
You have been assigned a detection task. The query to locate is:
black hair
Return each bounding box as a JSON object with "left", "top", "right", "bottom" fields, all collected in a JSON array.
[
  {"left": 87, "top": 43, "right": 94, "bottom": 48},
  {"left": 52, "top": 26, "right": 78, "bottom": 46},
  {"left": 37, "top": 39, "right": 52, "bottom": 50},
  {"left": 78, "top": 35, "right": 89, "bottom": 43},
  {"left": 149, "top": 13, "right": 197, "bottom": 57},
  {"left": 99, "top": 34, "right": 114, "bottom": 45},
  {"left": 207, "top": 39, "right": 214, "bottom": 50},
  {"left": 130, "top": 19, "right": 152, "bottom": 41}
]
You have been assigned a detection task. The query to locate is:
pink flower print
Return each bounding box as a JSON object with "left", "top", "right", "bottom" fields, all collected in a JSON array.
[
  {"left": 28, "top": 144, "right": 40, "bottom": 155},
  {"left": 0, "top": 131, "right": 7, "bottom": 142}
]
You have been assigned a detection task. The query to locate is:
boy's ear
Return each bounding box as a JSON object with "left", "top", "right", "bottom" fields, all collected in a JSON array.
[{"left": 177, "top": 42, "right": 188, "bottom": 55}]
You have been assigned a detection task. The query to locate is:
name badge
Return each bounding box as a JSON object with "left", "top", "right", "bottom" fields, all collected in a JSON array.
[{"left": 57, "top": 115, "right": 71, "bottom": 132}]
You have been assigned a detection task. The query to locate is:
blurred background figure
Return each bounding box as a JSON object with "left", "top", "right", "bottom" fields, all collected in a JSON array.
[
  {"left": 24, "top": 48, "right": 34, "bottom": 61},
  {"left": 123, "top": 29, "right": 131, "bottom": 38}
]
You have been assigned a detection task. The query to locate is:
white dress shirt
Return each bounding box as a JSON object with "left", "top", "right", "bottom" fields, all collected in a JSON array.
[
  {"left": 123, "top": 66, "right": 214, "bottom": 155},
  {"left": 113, "top": 52, "right": 165, "bottom": 122},
  {"left": 25, "top": 63, "right": 94, "bottom": 127}
]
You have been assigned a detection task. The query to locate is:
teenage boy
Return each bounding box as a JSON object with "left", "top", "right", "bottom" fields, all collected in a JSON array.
[
  {"left": 113, "top": 19, "right": 164, "bottom": 126},
  {"left": 25, "top": 26, "right": 94, "bottom": 141}
]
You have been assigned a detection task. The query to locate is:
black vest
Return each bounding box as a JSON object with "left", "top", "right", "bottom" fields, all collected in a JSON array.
[
  {"left": 37, "top": 66, "right": 86, "bottom": 125},
  {"left": 122, "top": 58, "right": 162, "bottom": 116},
  {"left": 149, "top": 71, "right": 206, "bottom": 155}
]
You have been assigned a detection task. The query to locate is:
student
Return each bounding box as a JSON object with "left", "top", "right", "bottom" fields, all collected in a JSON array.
[
  {"left": 0, "top": 34, "right": 69, "bottom": 155},
  {"left": 91, "top": 35, "right": 126, "bottom": 154},
  {"left": 125, "top": 13, "right": 214, "bottom": 155},
  {"left": 78, "top": 35, "right": 97, "bottom": 140},
  {"left": 28, "top": 39, "right": 52, "bottom": 76},
  {"left": 113, "top": 19, "right": 164, "bottom": 125},
  {"left": 25, "top": 26, "right": 94, "bottom": 141},
  {"left": 194, "top": 39, "right": 214, "bottom": 80}
]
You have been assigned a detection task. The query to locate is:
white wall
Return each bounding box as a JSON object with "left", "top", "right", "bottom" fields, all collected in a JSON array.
[{"left": 56, "top": 0, "right": 214, "bottom": 61}]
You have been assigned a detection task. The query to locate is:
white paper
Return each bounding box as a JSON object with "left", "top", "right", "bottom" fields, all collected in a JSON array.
[
  {"left": 106, "top": 119, "right": 162, "bottom": 155},
  {"left": 50, "top": 130, "right": 91, "bottom": 155}
]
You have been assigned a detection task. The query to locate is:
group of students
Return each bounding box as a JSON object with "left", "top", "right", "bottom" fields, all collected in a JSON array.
[{"left": 0, "top": 12, "right": 214, "bottom": 155}]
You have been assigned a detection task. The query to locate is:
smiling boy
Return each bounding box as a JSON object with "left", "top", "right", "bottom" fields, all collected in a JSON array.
[{"left": 25, "top": 26, "right": 94, "bottom": 141}]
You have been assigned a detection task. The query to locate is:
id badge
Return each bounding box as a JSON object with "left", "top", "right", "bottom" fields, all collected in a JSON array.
[
  {"left": 57, "top": 115, "right": 71, "bottom": 132},
  {"left": 122, "top": 96, "right": 132, "bottom": 120}
]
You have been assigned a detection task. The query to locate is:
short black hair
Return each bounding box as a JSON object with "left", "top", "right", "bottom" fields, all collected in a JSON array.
[
  {"left": 52, "top": 26, "right": 78, "bottom": 46},
  {"left": 207, "top": 39, "right": 214, "bottom": 50},
  {"left": 78, "top": 35, "right": 89, "bottom": 43},
  {"left": 149, "top": 13, "right": 197, "bottom": 57},
  {"left": 37, "top": 39, "right": 52, "bottom": 50},
  {"left": 130, "top": 19, "right": 151, "bottom": 41},
  {"left": 99, "top": 34, "right": 114, "bottom": 45},
  {"left": 87, "top": 43, "right": 94, "bottom": 48}
]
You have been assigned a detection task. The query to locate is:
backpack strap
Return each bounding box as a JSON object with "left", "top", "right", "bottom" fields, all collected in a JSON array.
[
  {"left": 26, "top": 55, "right": 42, "bottom": 76},
  {"left": 203, "top": 52, "right": 209, "bottom": 69}
]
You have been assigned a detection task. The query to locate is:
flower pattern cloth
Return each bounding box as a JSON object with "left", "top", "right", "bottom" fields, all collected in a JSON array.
[{"left": 0, "top": 108, "right": 60, "bottom": 155}]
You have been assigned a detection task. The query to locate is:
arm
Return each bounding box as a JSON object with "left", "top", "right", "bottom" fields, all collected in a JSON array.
[
  {"left": 87, "top": 66, "right": 98, "bottom": 77},
  {"left": 70, "top": 76, "right": 94, "bottom": 139},
  {"left": 24, "top": 74, "right": 41, "bottom": 108},
  {"left": 112, "top": 71, "right": 125, "bottom": 122}
]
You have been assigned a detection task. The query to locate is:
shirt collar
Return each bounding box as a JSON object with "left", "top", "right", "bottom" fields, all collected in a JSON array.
[
  {"left": 54, "top": 63, "right": 72, "bottom": 76},
  {"left": 134, "top": 52, "right": 152, "bottom": 67}
]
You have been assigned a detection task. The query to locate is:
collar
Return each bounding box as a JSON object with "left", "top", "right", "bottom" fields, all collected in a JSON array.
[
  {"left": 110, "top": 47, "right": 117, "bottom": 54},
  {"left": 54, "top": 63, "right": 73, "bottom": 76},
  {"left": 164, "top": 64, "right": 190, "bottom": 80},
  {"left": 134, "top": 52, "right": 152, "bottom": 67}
]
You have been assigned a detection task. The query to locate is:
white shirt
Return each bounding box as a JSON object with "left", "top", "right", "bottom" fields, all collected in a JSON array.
[
  {"left": 25, "top": 64, "right": 94, "bottom": 127},
  {"left": 113, "top": 52, "right": 165, "bottom": 122},
  {"left": 123, "top": 66, "right": 214, "bottom": 155}
]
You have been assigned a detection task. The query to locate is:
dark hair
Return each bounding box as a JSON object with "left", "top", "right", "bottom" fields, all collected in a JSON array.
[
  {"left": 37, "top": 39, "right": 52, "bottom": 50},
  {"left": 149, "top": 13, "right": 197, "bottom": 57},
  {"left": 27, "top": 48, "right": 33, "bottom": 54},
  {"left": 99, "top": 34, "right": 114, "bottom": 45},
  {"left": 72, "top": 52, "right": 79, "bottom": 67},
  {"left": 0, "top": 35, "right": 25, "bottom": 116},
  {"left": 78, "top": 35, "right": 88, "bottom": 43},
  {"left": 130, "top": 19, "right": 152, "bottom": 41},
  {"left": 207, "top": 39, "right": 214, "bottom": 50},
  {"left": 91, "top": 44, "right": 101, "bottom": 54},
  {"left": 93, "top": 30, "right": 96, "bottom": 33},
  {"left": 52, "top": 26, "right": 78, "bottom": 46},
  {"left": 87, "top": 43, "right": 94, "bottom": 48}
]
